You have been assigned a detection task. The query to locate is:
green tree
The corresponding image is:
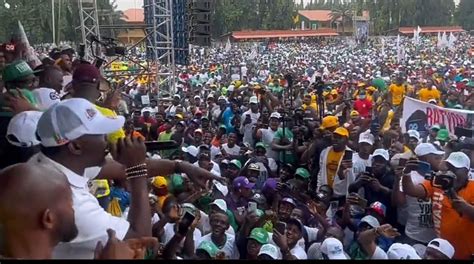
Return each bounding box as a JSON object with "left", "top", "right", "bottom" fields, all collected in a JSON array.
[
  {"left": 329, "top": 4, "right": 353, "bottom": 34},
  {"left": 456, "top": 0, "right": 474, "bottom": 30}
]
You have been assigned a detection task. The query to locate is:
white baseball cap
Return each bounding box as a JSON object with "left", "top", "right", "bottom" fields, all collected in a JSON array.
[
  {"left": 359, "top": 215, "right": 380, "bottom": 228},
  {"left": 359, "top": 131, "right": 375, "bottom": 145},
  {"left": 414, "top": 143, "right": 445, "bottom": 157},
  {"left": 37, "top": 98, "right": 125, "bottom": 147},
  {"left": 407, "top": 130, "right": 421, "bottom": 141},
  {"left": 387, "top": 243, "right": 421, "bottom": 259},
  {"left": 181, "top": 145, "right": 199, "bottom": 157},
  {"left": 270, "top": 112, "right": 281, "bottom": 119},
  {"left": 209, "top": 198, "right": 227, "bottom": 212},
  {"left": 249, "top": 96, "right": 258, "bottom": 104},
  {"left": 427, "top": 238, "right": 455, "bottom": 259},
  {"left": 6, "top": 111, "right": 43, "bottom": 147},
  {"left": 445, "top": 152, "right": 470, "bottom": 170},
  {"left": 32, "top": 88, "right": 60, "bottom": 111},
  {"left": 372, "top": 149, "right": 390, "bottom": 161},
  {"left": 258, "top": 244, "right": 281, "bottom": 260},
  {"left": 212, "top": 180, "right": 229, "bottom": 196},
  {"left": 320, "top": 238, "right": 348, "bottom": 260}
]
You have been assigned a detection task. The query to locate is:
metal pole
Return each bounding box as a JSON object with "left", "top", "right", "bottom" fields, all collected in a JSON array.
[{"left": 52, "top": 0, "right": 56, "bottom": 44}]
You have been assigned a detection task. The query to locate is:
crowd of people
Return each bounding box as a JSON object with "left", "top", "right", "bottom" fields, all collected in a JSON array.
[{"left": 0, "top": 32, "right": 473, "bottom": 260}]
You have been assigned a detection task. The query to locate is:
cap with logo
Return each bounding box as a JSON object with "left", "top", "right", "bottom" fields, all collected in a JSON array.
[
  {"left": 372, "top": 149, "right": 390, "bottom": 161},
  {"left": 197, "top": 240, "right": 219, "bottom": 258},
  {"left": 32, "top": 88, "right": 60, "bottom": 111},
  {"left": 445, "top": 152, "right": 470, "bottom": 170},
  {"left": 270, "top": 112, "right": 281, "bottom": 119},
  {"left": 359, "top": 131, "right": 375, "bottom": 145},
  {"left": 427, "top": 238, "right": 455, "bottom": 259},
  {"left": 248, "top": 227, "right": 269, "bottom": 244},
  {"left": 258, "top": 244, "right": 281, "bottom": 259},
  {"left": 368, "top": 201, "right": 387, "bottom": 218},
  {"left": 37, "top": 98, "right": 125, "bottom": 147},
  {"left": 320, "top": 237, "right": 348, "bottom": 260},
  {"left": 414, "top": 143, "right": 444, "bottom": 157},
  {"left": 320, "top": 116, "right": 339, "bottom": 130},
  {"left": 6, "top": 111, "right": 43, "bottom": 147},
  {"left": 233, "top": 176, "right": 255, "bottom": 189},
  {"left": 387, "top": 243, "right": 421, "bottom": 259},
  {"left": 2, "top": 60, "right": 38, "bottom": 82},
  {"left": 295, "top": 167, "right": 310, "bottom": 179},
  {"left": 248, "top": 163, "right": 260, "bottom": 171},
  {"left": 210, "top": 199, "right": 228, "bottom": 212}
]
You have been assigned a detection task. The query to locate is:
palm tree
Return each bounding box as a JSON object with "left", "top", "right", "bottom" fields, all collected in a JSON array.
[{"left": 329, "top": 5, "right": 353, "bottom": 35}]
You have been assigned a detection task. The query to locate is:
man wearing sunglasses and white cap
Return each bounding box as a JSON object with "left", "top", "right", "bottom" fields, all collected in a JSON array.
[{"left": 402, "top": 151, "right": 474, "bottom": 259}]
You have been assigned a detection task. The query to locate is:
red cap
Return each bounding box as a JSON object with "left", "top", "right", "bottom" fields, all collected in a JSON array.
[{"left": 73, "top": 64, "right": 101, "bottom": 83}]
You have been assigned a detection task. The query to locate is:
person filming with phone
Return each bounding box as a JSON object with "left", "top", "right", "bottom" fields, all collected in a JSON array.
[{"left": 401, "top": 152, "right": 474, "bottom": 259}]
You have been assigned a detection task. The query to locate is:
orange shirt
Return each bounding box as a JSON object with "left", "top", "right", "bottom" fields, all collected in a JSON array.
[{"left": 422, "top": 180, "right": 474, "bottom": 259}]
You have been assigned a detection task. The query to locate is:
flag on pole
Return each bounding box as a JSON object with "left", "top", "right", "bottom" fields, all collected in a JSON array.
[
  {"left": 441, "top": 32, "right": 448, "bottom": 49},
  {"left": 437, "top": 32, "right": 442, "bottom": 49},
  {"left": 225, "top": 38, "right": 231, "bottom": 52},
  {"left": 15, "top": 21, "right": 41, "bottom": 69},
  {"left": 448, "top": 32, "right": 457, "bottom": 50}
]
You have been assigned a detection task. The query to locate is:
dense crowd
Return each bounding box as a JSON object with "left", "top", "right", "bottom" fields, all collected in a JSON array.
[{"left": 0, "top": 32, "right": 473, "bottom": 260}]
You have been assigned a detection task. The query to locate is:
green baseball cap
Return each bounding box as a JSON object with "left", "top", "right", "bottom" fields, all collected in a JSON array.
[
  {"left": 255, "top": 142, "right": 266, "bottom": 149},
  {"left": 436, "top": 129, "right": 449, "bottom": 141},
  {"left": 295, "top": 168, "right": 310, "bottom": 179},
  {"left": 197, "top": 240, "right": 219, "bottom": 258},
  {"left": 2, "top": 60, "right": 37, "bottom": 82},
  {"left": 230, "top": 159, "right": 242, "bottom": 169},
  {"left": 248, "top": 227, "right": 269, "bottom": 244}
]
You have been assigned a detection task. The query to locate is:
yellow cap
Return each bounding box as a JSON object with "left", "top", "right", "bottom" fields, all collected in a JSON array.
[
  {"left": 175, "top": 114, "right": 184, "bottom": 120},
  {"left": 334, "top": 127, "right": 349, "bottom": 137},
  {"left": 330, "top": 89, "right": 338, "bottom": 95},
  {"left": 152, "top": 176, "right": 168, "bottom": 188},
  {"left": 350, "top": 110, "right": 360, "bottom": 117},
  {"left": 357, "top": 82, "right": 366, "bottom": 87},
  {"left": 320, "top": 116, "right": 339, "bottom": 130},
  {"left": 323, "top": 91, "right": 330, "bottom": 97},
  {"left": 367, "top": 86, "right": 377, "bottom": 92}
]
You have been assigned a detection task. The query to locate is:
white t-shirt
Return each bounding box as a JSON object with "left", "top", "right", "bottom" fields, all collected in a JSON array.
[
  {"left": 269, "top": 233, "right": 308, "bottom": 259},
  {"left": 162, "top": 223, "right": 202, "bottom": 251},
  {"left": 297, "top": 226, "right": 319, "bottom": 248},
  {"left": 240, "top": 110, "right": 260, "bottom": 146},
  {"left": 371, "top": 246, "right": 388, "bottom": 260},
  {"left": 222, "top": 143, "right": 241, "bottom": 157},
  {"left": 199, "top": 233, "right": 240, "bottom": 259},
  {"left": 402, "top": 171, "right": 436, "bottom": 244},
  {"left": 28, "top": 153, "right": 130, "bottom": 259},
  {"left": 259, "top": 128, "right": 278, "bottom": 160}
]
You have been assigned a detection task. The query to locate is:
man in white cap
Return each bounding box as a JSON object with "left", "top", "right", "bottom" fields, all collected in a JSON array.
[
  {"left": 353, "top": 130, "right": 374, "bottom": 176},
  {"left": 255, "top": 112, "right": 281, "bottom": 161},
  {"left": 257, "top": 244, "right": 281, "bottom": 260},
  {"left": 392, "top": 143, "right": 443, "bottom": 245},
  {"left": 402, "top": 152, "right": 474, "bottom": 259},
  {"left": 28, "top": 98, "right": 151, "bottom": 259},
  {"left": 2, "top": 111, "right": 43, "bottom": 167},
  {"left": 349, "top": 149, "right": 396, "bottom": 224},
  {"left": 240, "top": 96, "right": 260, "bottom": 146},
  {"left": 424, "top": 238, "right": 455, "bottom": 259},
  {"left": 406, "top": 130, "right": 421, "bottom": 154}
]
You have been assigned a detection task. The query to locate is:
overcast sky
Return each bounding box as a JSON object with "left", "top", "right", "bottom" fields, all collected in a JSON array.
[{"left": 114, "top": 0, "right": 459, "bottom": 11}]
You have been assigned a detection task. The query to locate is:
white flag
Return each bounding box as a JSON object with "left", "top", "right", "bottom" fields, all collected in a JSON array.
[
  {"left": 381, "top": 37, "right": 386, "bottom": 57},
  {"left": 437, "top": 32, "right": 442, "bottom": 48},
  {"left": 448, "top": 32, "right": 457, "bottom": 50},
  {"left": 225, "top": 38, "right": 231, "bottom": 52},
  {"left": 441, "top": 32, "right": 448, "bottom": 48}
]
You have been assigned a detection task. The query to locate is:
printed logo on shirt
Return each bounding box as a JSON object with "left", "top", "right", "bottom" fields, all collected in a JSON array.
[
  {"left": 432, "top": 191, "right": 443, "bottom": 237},
  {"left": 417, "top": 198, "right": 434, "bottom": 228}
]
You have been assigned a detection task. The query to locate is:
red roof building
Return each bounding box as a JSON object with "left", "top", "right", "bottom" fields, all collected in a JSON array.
[
  {"left": 399, "top": 26, "right": 465, "bottom": 35},
  {"left": 118, "top": 8, "right": 145, "bottom": 45},
  {"left": 230, "top": 29, "right": 338, "bottom": 41},
  {"left": 122, "top": 8, "right": 145, "bottom": 23}
]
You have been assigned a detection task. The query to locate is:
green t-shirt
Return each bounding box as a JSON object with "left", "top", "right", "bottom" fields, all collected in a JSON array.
[
  {"left": 273, "top": 127, "right": 295, "bottom": 164},
  {"left": 0, "top": 89, "right": 37, "bottom": 117},
  {"left": 158, "top": 131, "right": 173, "bottom": 158}
]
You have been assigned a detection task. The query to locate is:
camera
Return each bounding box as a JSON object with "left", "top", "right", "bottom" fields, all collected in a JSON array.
[{"left": 432, "top": 171, "right": 456, "bottom": 191}]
